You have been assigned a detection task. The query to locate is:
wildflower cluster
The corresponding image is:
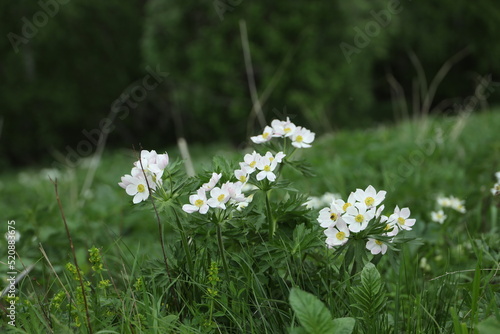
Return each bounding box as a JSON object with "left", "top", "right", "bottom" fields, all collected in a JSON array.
[
  {"left": 317, "top": 185, "right": 416, "bottom": 255},
  {"left": 250, "top": 117, "right": 315, "bottom": 148},
  {"left": 491, "top": 171, "right": 500, "bottom": 196},
  {"left": 118, "top": 150, "right": 169, "bottom": 204},
  {"left": 88, "top": 246, "right": 104, "bottom": 274},
  {"left": 182, "top": 151, "right": 285, "bottom": 214},
  {"left": 430, "top": 195, "right": 466, "bottom": 224}
]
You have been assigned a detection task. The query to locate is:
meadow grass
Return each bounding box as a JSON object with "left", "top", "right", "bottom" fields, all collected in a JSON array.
[{"left": 1, "top": 111, "right": 499, "bottom": 333}]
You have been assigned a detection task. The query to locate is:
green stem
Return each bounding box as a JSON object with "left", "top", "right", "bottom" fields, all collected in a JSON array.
[
  {"left": 265, "top": 190, "right": 276, "bottom": 240},
  {"left": 216, "top": 224, "right": 230, "bottom": 279},
  {"left": 173, "top": 207, "right": 194, "bottom": 275}
]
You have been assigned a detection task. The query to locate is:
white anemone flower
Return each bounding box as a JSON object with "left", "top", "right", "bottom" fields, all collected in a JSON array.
[
  {"left": 125, "top": 176, "right": 150, "bottom": 204},
  {"left": 317, "top": 205, "right": 343, "bottom": 228},
  {"left": 183, "top": 189, "right": 209, "bottom": 214},
  {"left": 234, "top": 168, "right": 249, "bottom": 184},
  {"left": 201, "top": 173, "right": 222, "bottom": 191},
  {"left": 255, "top": 156, "right": 278, "bottom": 182},
  {"left": 366, "top": 238, "right": 388, "bottom": 255},
  {"left": 324, "top": 220, "right": 350, "bottom": 247},
  {"left": 291, "top": 126, "right": 315, "bottom": 148},
  {"left": 431, "top": 210, "right": 447, "bottom": 224},
  {"left": 333, "top": 192, "right": 356, "bottom": 214},
  {"left": 491, "top": 182, "right": 500, "bottom": 196},
  {"left": 449, "top": 196, "right": 466, "bottom": 213},
  {"left": 207, "top": 186, "right": 231, "bottom": 209},
  {"left": 251, "top": 126, "right": 275, "bottom": 144},
  {"left": 271, "top": 118, "right": 296, "bottom": 137},
  {"left": 243, "top": 151, "right": 262, "bottom": 173},
  {"left": 343, "top": 203, "right": 374, "bottom": 233},
  {"left": 354, "top": 185, "right": 386, "bottom": 208},
  {"left": 389, "top": 206, "right": 415, "bottom": 231}
]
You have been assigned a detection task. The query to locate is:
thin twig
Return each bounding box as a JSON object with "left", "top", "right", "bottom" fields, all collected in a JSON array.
[
  {"left": 240, "top": 20, "right": 266, "bottom": 131},
  {"left": 429, "top": 268, "right": 499, "bottom": 281},
  {"left": 51, "top": 178, "right": 93, "bottom": 334}
]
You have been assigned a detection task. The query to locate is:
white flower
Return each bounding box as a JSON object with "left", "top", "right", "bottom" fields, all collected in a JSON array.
[
  {"left": 333, "top": 192, "right": 356, "bottom": 214},
  {"left": 343, "top": 203, "right": 374, "bottom": 232},
  {"left": 255, "top": 156, "right": 278, "bottom": 182},
  {"left": 317, "top": 205, "right": 343, "bottom": 228},
  {"left": 5, "top": 230, "right": 21, "bottom": 242},
  {"left": 324, "top": 220, "right": 350, "bottom": 247},
  {"left": 366, "top": 238, "right": 388, "bottom": 255},
  {"left": 207, "top": 186, "right": 231, "bottom": 209},
  {"left": 183, "top": 189, "right": 209, "bottom": 214},
  {"left": 384, "top": 220, "right": 399, "bottom": 237},
  {"left": 234, "top": 169, "right": 249, "bottom": 184},
  {"left": 251, "top": 126, "right": 275, "bottom": 144},
  {"left": 437, "top": 196, "right": 451, "bottom": 208},
  {"left": 431, "top": 210, "right": 447, "bottom": 224},
  {"left": 118, "top": 174, "right": 135, "bottom": 190},
  {"left": 304, "top": 196, "right": 323, "bottom": 209},
  {"left": 242, "top": 151, "right": 262, "bottom": 173},
  {"left": 491, "top": 182, "right": 500, "bottom": 196},
  {"left": 125, "top": 176, "right": 150, "bottom": 204},
  {"left": 235, "top": 194, "right": 254, "bottom": 211},
  {"left": 388, "top": 206, "right": 415, "bottom": 231},
  {"left": 201, "top": 173, "right": 222, "bottom": 191},
  {"left": 354, "top": 185, "right": 386, "bottom": 208},
  {"left": 449, "top": 196, "right": 466, "bottom": 213},
  {"left": 291, "top": 126, "right": 315, "bottom": 148},
  {"left": 271, "top": 117, "right": 296, "bottom": 137},
  {"left": 265, "top": 151, "right": 286, "bottom": 164},
  {"left": 223, "top": 181, "right": 246, "bottom": 202}
]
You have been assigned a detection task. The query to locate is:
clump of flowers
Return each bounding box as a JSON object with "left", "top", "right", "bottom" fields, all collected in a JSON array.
[
  {"left": 304, "top": 192, "right": 341, "bottom": 209},
  {"left": 118, "top": 150, "right": 169, "bottom": 204},
  {"left": 182, "top": 151, "right": 285, "bottom": 215},
  {"left": 317, "top": 185, "right": 416, "bottom": 255},
  {"left": 490, "top": 171, "right": 500, "bottom": 196},
  {"left": 251, "top": 118, "right": 315, "bottom": 148},
  {"left": 431, "top": 194, "right": 467, "bottom": 224}
]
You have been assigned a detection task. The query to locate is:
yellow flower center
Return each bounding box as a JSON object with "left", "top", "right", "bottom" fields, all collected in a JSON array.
[
  {"left": 284, "top": 127, "right": 292, "bottom": 133},
  {"left": 365, "top": 197, "right": 375, "bottom": 206},
  {"left": 330, "top": 213, "right": 338, "bottom": 221},
  {"left": 398, "top": 217, "right": 406, "bottom": 225},
  {"left": 375, "top": 240, "right": 383, "bottom": 246},
  {"left": 264, "top": 165, "right": 271, "bottom": 172},
  {"left": 295, "top": 135, "right": 303, "bottom": 143},
  {"left": 342, "top": 203, "right": 352, "bottom": 211},
  {"left": 239, "top": 175, "right": 247, "bottom": 183},
  {"left": 336, "top": 231, "right": 346, "bottom": 240},
  {"left": 384, "top": 224, "right": 391, "bottom": 230},
  {"left": 355, "top": 214, "right": 364, "bottom": 223},
  {"left": 269, "top": 156, "right": 274, "bottom": 161},
  {"left": 137, "top": 184, "right": 145, "bottom": 193},
  {"left": 194, "top": 199, "right": 204, "bottom": 207},
  {"left": 250, "top": 161, "right": 256, "bottom": 168},
  {"left": 262, "top": 132, "right": 270, "bottom": 139},
  {"left": 217, "top": 194, "right": 225, "bottom": 202}
]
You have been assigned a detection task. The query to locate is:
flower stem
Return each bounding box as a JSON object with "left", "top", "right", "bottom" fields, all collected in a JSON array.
[
  {"left": 173, "top": 207, "right": 194, "bottom": 275},
  {"left": 265, "top": 190, "right": 276, "bottom": 240},
  {"left": 216, "top": 224, "right": 230, "bottom": 279}
]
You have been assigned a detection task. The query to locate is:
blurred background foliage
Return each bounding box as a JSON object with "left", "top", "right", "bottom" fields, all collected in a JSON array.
[{"left": 1, "top": 0, "right": 499, "bottom": 168}]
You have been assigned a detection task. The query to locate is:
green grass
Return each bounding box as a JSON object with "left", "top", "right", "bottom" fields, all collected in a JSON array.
[{"left": 1, "top": 110, "right": 500, "bottom": 333}]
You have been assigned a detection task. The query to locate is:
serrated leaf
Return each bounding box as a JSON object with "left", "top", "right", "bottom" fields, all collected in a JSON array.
[
  {"left": 289, "top": 287, "right": 334, "bottom": 334},
  {"left": 331, "top": 317, "right": 356, "bottom": 334}
]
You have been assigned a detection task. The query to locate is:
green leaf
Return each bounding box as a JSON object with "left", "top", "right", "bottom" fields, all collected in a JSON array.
[
  {"left": 289, "top": 287, "right": 334, "bottom": 334},
  {"left": 289, "top": 327, "right": 309, "bottom": 334},
  {"left": 477, "top": 316, "right": 500, "bottom": 334},
  {"left": 331, "top": 317, "right": 356, "bottom": 334}
]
